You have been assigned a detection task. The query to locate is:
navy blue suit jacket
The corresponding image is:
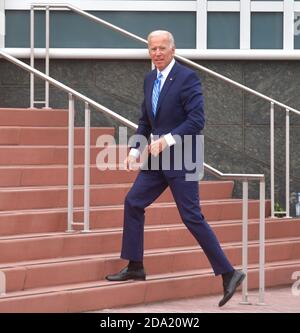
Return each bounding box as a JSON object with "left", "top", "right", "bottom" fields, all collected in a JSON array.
[{"left": 133, "top": 61, "right": 205, "bottom": 177}]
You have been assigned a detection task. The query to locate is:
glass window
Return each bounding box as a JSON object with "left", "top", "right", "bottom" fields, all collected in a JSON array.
[
  {"left": 251, "top": 13, "right": 283, "bottom": 49},
  {"left": 207, "top": 12, "right": 240, "bottom": 49},
  {"left": 5, "top": 10, "right": 196, "bottom": 48},
  {"left": 294, "top": 11, "right": 300, "bottom": 48}
]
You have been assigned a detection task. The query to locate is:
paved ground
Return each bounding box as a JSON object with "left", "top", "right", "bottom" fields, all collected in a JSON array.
[{"left": 92, "top": 286, "right": 300, "bottom": 313}]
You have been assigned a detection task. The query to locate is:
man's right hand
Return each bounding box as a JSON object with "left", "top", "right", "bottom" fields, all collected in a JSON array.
[{"left": 124, "top": 155, "right": 139, "bottom": 171}]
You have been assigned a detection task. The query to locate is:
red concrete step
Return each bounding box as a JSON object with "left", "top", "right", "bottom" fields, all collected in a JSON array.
[
  {"left": 0, "top": 260, "right": 298, "bottom": 312},
  {"left": 0, "top": 181, "right": 234, "bottom": 211},
  {"left": 0, "top": 165, "right": 138, "bottom": 187},
  {"left": 0, "top": 217, "right": 291, "bottom": 264},
  {"left": 86, "top": 199, "right": 271, "bottom": 230},
  {"left": 0, "top": 108, "right": 68, "bottom": 127},
  {"left": 1, "top": 234, "right": 300, "bottom": 293},
  {"left": 0, "top": 145, "right": 129, "bottom": 166},
  {"left": 0, "top": 127, "right": 114, "bottom": 145},
  {"left": 0, "top": 199, "right": 271, "bottom": 236}
]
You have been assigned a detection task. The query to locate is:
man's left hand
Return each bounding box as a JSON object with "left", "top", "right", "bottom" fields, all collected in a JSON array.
[{"left": 148, "top": 137, "right": 168, "bottom": 157}]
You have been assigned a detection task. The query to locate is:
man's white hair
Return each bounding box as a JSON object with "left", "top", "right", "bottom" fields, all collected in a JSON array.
[{"left": 147, "top": 30, "right": 175, "bottom": 48}]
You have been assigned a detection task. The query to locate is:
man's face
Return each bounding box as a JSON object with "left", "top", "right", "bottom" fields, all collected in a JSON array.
[{"left": 148, "top": 34, "right": 175, "bottom": 71}]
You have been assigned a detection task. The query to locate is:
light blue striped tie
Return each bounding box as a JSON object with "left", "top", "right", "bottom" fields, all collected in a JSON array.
[{"left": 152, "top": 72, "right": 163, "bottom": 116}]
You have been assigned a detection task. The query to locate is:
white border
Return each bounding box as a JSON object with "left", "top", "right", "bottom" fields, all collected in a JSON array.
[
  {"left": 207, "top": 1, "right": 240, "bottom": 12},
  {"left": 4, "top": 48, "right": 300, "bottom": 60},
  {"left": 4, "top": 1, "right": 291, "bottom": 12},
  {"left": 251, "top": 2, "right": 284, "bottom": 13},
  {"left": 284, "top": 0, "right": 294, "bottom": 50},
  {"left": 196, "top": 0, "right": 207, "bottom": 49},
  {"left": 0, "top": 0, "right": 4, "bottom": 48},
  {"left": 3, "top": 0, "right": 300, "bottom": 53},
  {"left": 240, "top": 0, "right": 250, "bottom": 49},
  {"left": 295, "top": 3, "right": 300, "bottom": 12},
  {"left": 5, "top": 1, "right": 196, "bottom": 11}
]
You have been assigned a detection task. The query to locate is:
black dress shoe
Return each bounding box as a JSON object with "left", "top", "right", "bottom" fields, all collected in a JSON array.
[
  {"left": 105, "top": 266, "right": 146, "bottom": 281},
  {"left": 218, "top": 270, "right": 245, "bottom": 307}
]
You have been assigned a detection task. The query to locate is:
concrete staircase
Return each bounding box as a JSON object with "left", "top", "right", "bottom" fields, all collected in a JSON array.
[{"left": 0, "top": 107, "right": 299, "bottom": 313}]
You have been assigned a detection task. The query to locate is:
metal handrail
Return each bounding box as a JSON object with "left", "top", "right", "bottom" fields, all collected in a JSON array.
[
  {"left": 30, "top": 3, "right": 300, "bottom": 219},
  {"left": 205, "top": 159, "right": 265, "bottom": 305},
  {"left": 204, "top": 163, "right": 263, "bottom": 181},
  {"left": 0, "top": 52, "right": 138, "bottom": 130},
  {"left": 0, "top": 50, "right": 263, "bottom": 182},
  {"left": 31, "top": 3, "right": 300, "bottom": 116},
  {"left": 0, "top": 48, "right": 265, "bottom": 304},
  {"left": 0, "top": 50, "right": 137, "bottom": 231},
  {"left": 11, "top": 1, "right": 268, "bottom": 305}
]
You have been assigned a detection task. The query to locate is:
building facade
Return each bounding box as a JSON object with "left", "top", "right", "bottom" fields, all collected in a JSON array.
[{"left": 1, "top": 0, "right": 300, "bottom": 209}]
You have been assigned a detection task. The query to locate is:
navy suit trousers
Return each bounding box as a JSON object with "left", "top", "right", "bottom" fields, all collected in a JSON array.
[{"left": 121, "top": 170, "right": 233, "bottom": 275}]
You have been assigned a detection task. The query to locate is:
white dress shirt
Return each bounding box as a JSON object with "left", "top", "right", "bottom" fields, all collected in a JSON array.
[{"left": 130, "top": 58, "right": 176, "bottom": 158}]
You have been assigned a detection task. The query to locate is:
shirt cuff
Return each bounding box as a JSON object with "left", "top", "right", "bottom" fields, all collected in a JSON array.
[
  {"left": 129, "top": 148, "right": 140, "bottom": 158},
  {"left": 164, "top": 133, "right": 176, "bottom": 146}
]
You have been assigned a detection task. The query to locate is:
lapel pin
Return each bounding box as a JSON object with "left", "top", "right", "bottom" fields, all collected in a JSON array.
[{"left": 170, "top": 78, "right": 173, "bottom": 81}]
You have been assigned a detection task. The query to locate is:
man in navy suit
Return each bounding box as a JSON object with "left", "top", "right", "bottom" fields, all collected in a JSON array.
[{"left": 106, "top": 30, "right": 245, "bottom": 307}]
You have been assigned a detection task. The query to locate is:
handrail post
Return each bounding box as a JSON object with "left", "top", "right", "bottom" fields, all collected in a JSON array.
[
  {"left": 83, "top": 102, "right": 91, "bottom": 232},
  {"left": 270, "top": 102, "right": 275, "bottom": 218},
  {"left": 258, "top": 179, "right": 266, "bottom": 305},
  {"left": 0, "top": 271, "right": 5, "bottom": 296},
  {"left": 285, "top": 109, "right": 290, "bottom": 218},
  {"left": 240, "top": 180, "right": 250, "bottom": 304},
  {"left": 67, "top": 93, "right": 75, "bottom": 232},
  {"left": 30, "top": 6, "right": 34, "bottom": 108},
  {"left": 45, "top": 6, "right": 50, "bottom": 108}
]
